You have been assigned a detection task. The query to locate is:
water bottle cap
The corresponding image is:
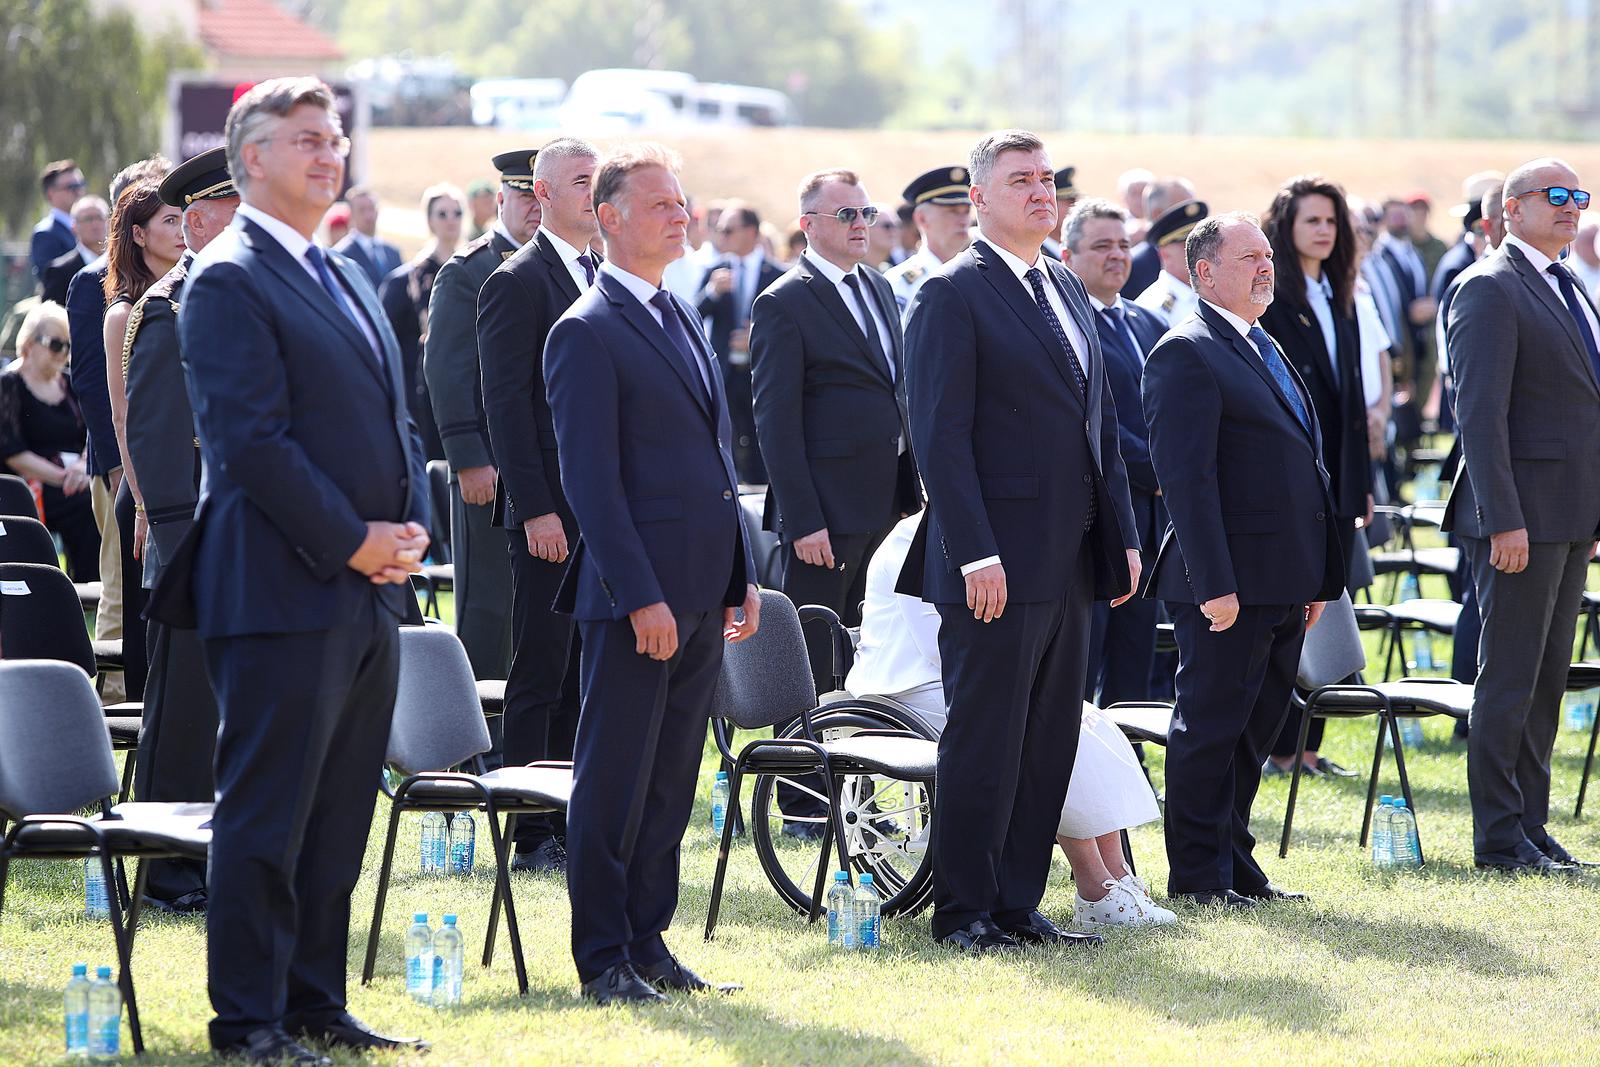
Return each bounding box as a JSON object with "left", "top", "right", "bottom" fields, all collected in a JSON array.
[
  {"left": 1379, "top": 794, "right": 1394, "bottom": 805},
  {"left": 72, "top": 963, "right": 87, "bottom": 975},
  {"left": 834, "top": 870, "right": 849, "bottom": 881},
  {"left": 860, "top": 873, "right": 874, "bottom": 885},
  {"left": 444, "top": 914, "right": 457, "bottom": 924},
  {"left": 1393, "top": 800, "right": 1407, "bottom": 810},
  {"left": 96, "top": 966, "right": 111, "bottom": 979},
  {"left": 414, "top": 912, "right": 428, "bottom": 922},
  {"left": 715, "top": 771, "right": 728, "bottom": 780}
]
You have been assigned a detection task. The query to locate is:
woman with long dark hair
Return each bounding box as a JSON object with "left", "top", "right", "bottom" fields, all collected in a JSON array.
[
  {"left": 380, "top": 182, "right": 464, "bottom": 462},
  {"left": 1261, "top": 174, "right": 1372, "bottom": 778}
]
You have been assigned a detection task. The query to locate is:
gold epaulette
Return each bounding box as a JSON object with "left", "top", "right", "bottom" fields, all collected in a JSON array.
[
  {"left": 896, "top": 264, "right": 925, "bottom": 284},
  {"left": 120, "top": 296, "right": 150, "bottom": 380}
]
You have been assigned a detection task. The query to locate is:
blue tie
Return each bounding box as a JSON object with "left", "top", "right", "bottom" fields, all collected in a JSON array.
[
  {"left": 649, "top": 290, "right": 710, "bottom": 404},
  {"left": 305, "top": 245, "right": 377, "bottom": 362},
  {"left": 1248, "top": 325, "right": 1310, "bottom": 431},
  {"left": 1547, "top": 263, "right": 1600, "bottom": 383},
  {"left": 576, "top": 252, "right": 596, "bottom": 287},
  {"left": 1099, "top": 305, "right": 1142, "bottom": 364}
]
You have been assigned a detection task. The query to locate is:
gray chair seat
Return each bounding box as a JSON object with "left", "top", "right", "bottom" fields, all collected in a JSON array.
[
  {"left": 75, "top": 581, "right": 102, "bottom": 612},
  {"left": 1370, "top": 547, "right": 1460, "bottom": 576},
  {"left": 1385, "top": 599, "right": 1462, "bottom": 632},
  {"left": 1353, "top": 604, "right": 1393, "bottom": 630},
  {"left": 477, "top": 679, "right": 505, "bottom": 717},
  {"left": 104, "top": 716, "right": 142, "bottom": 744},
  {"left": 821, "top": 734, "right": 937, "bottom": 778},
  {"left": 1311, "top": 680, "right": 1473, "bottom": 719},
  {"left": 101, "top": 802, "right": 213, "bottom": 853},
  {"left": 1567, "top": 662, "right": 1600, "bottom": 691},
  {"left": 92, "top": 639, "right": 123, "bottom": 670},
  {"left": 423, "top": 562, "right": 454, "bottom": 589},
  {"left": 1154, "top": 622, "right": 1177, "bottom": 654},
  {"left": 1106, "top": 702, "right": 1174, "bottom": 745},
  {"left": 473, "top": 764, "right": 573, "bottom": 809}
]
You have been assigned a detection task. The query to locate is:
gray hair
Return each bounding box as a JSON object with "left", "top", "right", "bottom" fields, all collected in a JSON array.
[
  {"left": 533, "top": 137, "right": 600, "bottom": 184},
  {"left": 1185, "top": 211, "right": 1260, "bottom": 287},
  {"left": 17, "top": 300, "right": 68, "bottom": 353},
  {"left": 1063, "top": 197, "right": 1128, "bottom": 253},
  {"left": 592, "top": 142, "right": 681, "bottom": 215},
  {"left": 225, "top": 77, "right": 337, "bottom": 195},
  {"left": 969, "top": 129, "right": 1046, "bottom": 186},
  {"left": 71, "top": 195, "right": 109, "bottom": 221},
  {"left": 1504, "top": 156, "right": 1575, "bottom": 200},
  {"left": 1144, "top": 177, "right": 1197, "bottom": 222}
]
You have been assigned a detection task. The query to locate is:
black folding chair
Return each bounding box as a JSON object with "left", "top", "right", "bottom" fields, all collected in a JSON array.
[{"left": 0, "top": 473, "right": 37, "bottom": 518}]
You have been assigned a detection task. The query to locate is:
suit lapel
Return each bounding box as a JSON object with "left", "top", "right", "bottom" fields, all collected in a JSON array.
[
  {"left": 1290, "top": 302, "right": 1338, "bottom": 394},
  {"left": 1199, "top": 303, "right": 1312, "bottom": 443},
  {"left": 1047, "top": 259, "right": 1101, "bottom": 409},
  {"left": 867, "top": 269, "right": 905, "bottom": 376},
  {"left": 537, "top": 232, "right": 582, "bottom": 304},
  {"left": 1505, "top": 244, "right": 1593, "bottom": 368},
  {"left": 798, "top": 257, "right": 895, "bottom": 388},
  {"left": 330, "top": 254, "right": 402, "bottom": 398},
  {"left": 243, "top": 221, "right": 381, "bottom": 381},
  {"left": 972, "top": 241, "right": 1086, "bottom": 412},
  {"left": 600, "top": 273, "right": 712, "bottom": 422}
]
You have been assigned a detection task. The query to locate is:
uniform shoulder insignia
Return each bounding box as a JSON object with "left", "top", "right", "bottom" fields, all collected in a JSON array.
[
  {"left": 1161, "top": 293, "right": 1177, "bottom": 313},
  {"left": 896, "top": 263, "right": 925, "bottom": 283}
]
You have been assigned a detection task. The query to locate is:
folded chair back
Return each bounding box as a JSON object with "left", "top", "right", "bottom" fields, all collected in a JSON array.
[
  {"left": 1297, "top": 592, "right": 1367, "bottom": 691},
  {"left": 0, "top": 659, "right": 118, "bottom": 819},
  {"left": 386, "top": 625, "right": 492, "bottom": 775},
  {"left": 710, "top": 588, "right": 817, "bottom": 730}
]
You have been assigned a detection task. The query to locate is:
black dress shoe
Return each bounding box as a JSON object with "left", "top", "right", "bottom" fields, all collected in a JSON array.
[
  {"left": 296, "top": 1012, "right": 427, "bottom": 1053},
  {"left": 142, "top": 889, "right": 207, "bottom": 914},
  {"left": 781, "top": 821, "right": 826, "bottom": 842},
  {"left": 511, "top": 837, "right": 567, "bottom": 875},
  {"left": 1260, "top": 760, "right": 1291, "bottom": 779},
  {"left": 217, "top": 1026, "right": 331, "bottom": 1066},
  {"left": 1475, "top": 838, "right": 1574, "bottom": 875},
  {"left": 997, "top": 910, "right": 1102, "bottom": 947},
  {"left": 1238, "top": 883, "right": 1309, "bottom": 903},
  {"left": 1532, "top": 834, "right": 1595, "bottom": 867},
  {"left": 581, "top": 963, "right": 668, "bottom": 1005},
  {"left": 637, "top": 954, "right": 741, "bottom": 994},
  {"left": 936, "top": 919, "right": 1021, "bottom": 952},
  {"left": 1172, "top": 889, "right": 1258, "bottom": 908},
  {"left": 1313, "top": 756, "right": 1358, "bottom": 778}
]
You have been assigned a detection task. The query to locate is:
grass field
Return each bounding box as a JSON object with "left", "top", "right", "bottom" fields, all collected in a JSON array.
[{"left": 6, "top": 559, "right": 1600, "bottom": 1064}]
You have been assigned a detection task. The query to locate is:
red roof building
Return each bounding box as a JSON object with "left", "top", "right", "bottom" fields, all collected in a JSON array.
[{"left": 197, "top": 0, "right": 344, "bottom": 77}]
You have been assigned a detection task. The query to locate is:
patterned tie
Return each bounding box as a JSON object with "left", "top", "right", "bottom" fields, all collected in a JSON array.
[
  {"left": 1547, "top": 262, "right": 1600, "bottom": 384},
  {"left": 843, "top": 272, "right": 893, "bottom": 380},
  {"left": 1025, "top": 267, "right": 1096, "bottom": 530},
  {"left": 1247, "top": 325, "right": 1310, "bottom": 431},
  {"left": 576, "top": 252, "right": 596, "bottom": 287},
  {"left": 648, "top": 290, "right": 709, "bottom": 404},
  {"left": 305, "top": 246, "right": 380, "bottom": 367}
]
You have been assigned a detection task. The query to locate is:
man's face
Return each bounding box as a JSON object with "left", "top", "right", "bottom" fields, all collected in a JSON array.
[
  {"left": 1577, "top": 222, "right": 1598, "bottom": 263},
  {"left": 470, "top": 188, "right": 496, "bottom": 226},
  {"left": 536, "top": 153, "right": 598, "bottom": 239},
  {"left": 1197, "top": 221, "right": 1274, "bottom": 315},
  {"left": 1382, "top": 203, "right": 1409, "bottom": 237},
  {"left": 607, "top": 164, "right": 689, "bottom": 265},
  {"left": 186, "top": 196, "right": 240, "bottom": 252},
  {"left": 800, "top": 180, "right": 871, "bottom": 268},
  {"left": 972, "top": 148, "right": 1056, "bottom": 244},
  {"left": 866, "top": 214, "right": 897, "bottom": 263},
  {"left": 247, "top": 105, "right": 346, "bottom": 213},
  {"left": 498, "top": 185, "right": 542, "bottom": 245},
  {"left": 48, "top": 169, "right": 86, "bottom": 211},
  {"left": 1505, "top": 165, "right": 1583, "bottom": 251},
  {"left": 1407, "top": 201, "right": 1431, "bottom": 238},
  {"left": 1065, "top": 216, "right": 1131, "bottom": 296},
  {"left": 916, "top": 201, "right": 973, "bottom": 257},
  {"left": 73, "top": 206, "right": 108, "bottom": 252},
  {"left": 717, "top": 214, "right": 760, "bottom": 257},
  {"left": 347, "top": 191, "right": 378, "bottom": 234},
  {"left": 1157, "top": 240, "right": 1188, "bottom": 282},
  {"left": 1484, "top": 202, "right": 1506, "bottom": 248}
]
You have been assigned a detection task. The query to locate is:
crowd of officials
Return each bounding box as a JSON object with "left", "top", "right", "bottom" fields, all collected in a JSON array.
[{"left": 4, "top": 73, "right": 1598, "bottom": 1063}]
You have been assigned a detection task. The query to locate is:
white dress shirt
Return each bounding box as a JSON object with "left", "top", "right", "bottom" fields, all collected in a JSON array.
[
  {"left": 1356, "top": 282, "right": 1392, "bottom": 408},
  {"left": 1305, "top": 272, "right": 1338, "bottom": 373},
  {"left": 537, "top": 225, "right": 594, "bottom": 293},
  {"left": 1202, "top": 298, "right": 1256, "bottom": 340},
  {"left": 802, "top": 251, "right": 895, "bottom": 379},
  {"left": 490, "top": 220, "right": 524, "bottom": 251},
  {"left": 599, "top": 261, "right": 713, "bottom": 397},
  {"left": 1503, "top": 232, "right": 1600, "bottom": 342},
  {"left": 50, "top": 206, "right": 73, "bottom": 231}
]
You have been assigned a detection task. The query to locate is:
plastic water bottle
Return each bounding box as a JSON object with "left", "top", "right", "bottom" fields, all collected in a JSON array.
[
  {"left": 1371, "top": 795, "right": 1395, "bottom": 869},
  {"left": 826, "top": 871, "right": 855, "bottom": 949},
  {"left": 1390, "top": 801, "right": 1421, "bottom": 868},
  {"left": 420, "top": 812, "right": 448, "bottom": 874},
  {"left": 1565, "top": 692, "right": 1598, "bottom": 732},
  {"left": 1413, "top": 633, "right": 1434, "bottom": 670},
  {"left": 87, "top": 966, "right": 120, "bottom": 1061},
  {"left": 64, "top": 963, "right": 90, "bottom": 1058},
  {"left": 83, "top": 858, "right": 108, "bottom": 919},
  {"left": 432, "top": 914, "right": 463, "bottom": 1006},
  {"left": 854, "top": 873, "right": 882, "bottom": 950},
  {"left": 448, "top": 812, "right": 475, "bottom": 874},
  {"left": 710, "top": 771, "right": 730, "bottom": 837},
  {"left": 405, "top": 913, "right": 434, "bottom": 1001},
  {"left": 1400, "top": 572, "right": 1421, "bottom": 601},
  {"left": 1398, "top": 716, "right": 1424, "bottom": 748}
]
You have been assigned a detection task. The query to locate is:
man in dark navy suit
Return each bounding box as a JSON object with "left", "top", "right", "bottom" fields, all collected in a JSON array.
[
  {"left": 1142, "top": 212, "right": 1345, "bottom": 909},
  {"left": 478, "top": 137, "right": 602, "bottom": 873},
  {"left": 1062, "top": 197, "right": 1170, "bottom": 709},
  {"left": 41, "top": 195, "right": 107, "bottom": 305},
  {"left": 332, "top": 184, "right": 402, "bottom": 288},
  {"left": 31, "top": 159, "right": 84, "bottom": 280},
  {"left": 900, "top": 130, "right": 1142, "bottom": 953},
  {"left": 544, "top": 143, "right": 758, "bottom": 1004},
  {"left": 165, "top": 78, "right": 430, "bottom": 1065}
]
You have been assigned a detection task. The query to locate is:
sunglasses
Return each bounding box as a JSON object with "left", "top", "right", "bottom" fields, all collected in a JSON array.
[
  {"left": 38, "top": 336, "right": 70, "bottom": 355},
  {"left": 1515, "top": 186, "right": 1592, "bottom": 210},
  {"left": 803, "top": 206, "right": 881, "bottom": 226}
]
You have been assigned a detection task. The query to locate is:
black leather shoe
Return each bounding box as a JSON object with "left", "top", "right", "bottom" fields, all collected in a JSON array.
[
  {"left": 781, "top": 821, "right": 826, "bottom": 842},
  {"left": 1475, "top": 838, "right": 1574, "bottom": 875},
  {"left": 142, "top": 889, "right": 207, "bottom": 914},
  {"left": 581, "top": 963, "right": 668, "bottom": 1005},
  {"left": 998, "top": 910, "right": 1102, "bottom": 947},
  {"left": 296, "top": 1012, "right": 427, "bottom": 1053},
  {"left": 1313, "top": 757, "right": 1358, "bottom": 778},
  {"left": 217, "top": 1026, "right": 331, "bottom": 1066},
  {"left": 511, "top": 837, "right": 567, "bottom": 875},
  {"left": 638, "top": 954, "right": 742, "bottom": 994},
  {"left": 1238, "top": 883, "right": 1309, "bottom": 903},
  {"left": 936, "top": 919, "right": 1021, "bottom": 952},
  {"left": 1260, "top": 760, "right": 1291, "bottom": 779},
  {"left": 1532, "top": 834, "right": 1595, "bottom": 867},
  {"left": 1172, "top": 889, "right": 1258, "bottom": 908}
]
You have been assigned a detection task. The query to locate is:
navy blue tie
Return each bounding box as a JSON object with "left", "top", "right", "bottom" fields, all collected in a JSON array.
[
  {"left": 1547, "top": 263, "right": 1600, "bottom": 383},
  {"left": 576, "top": 252, "right": 596, "bottom": 287},
  {"left": 649, "top": 290, "right": 709, "bottom": 404},
  {"left": 1248, "top": 325, "right": 1310, "bottom": 431},
  {"left": 1025, "top": 267, "right": 1096, "bottom": 530},
  {"left": 305, "top": 246, "right": 378, "bottom": 363},
  {"left": 1099, "top": 305, "right": 1142, "bottom": 364}
]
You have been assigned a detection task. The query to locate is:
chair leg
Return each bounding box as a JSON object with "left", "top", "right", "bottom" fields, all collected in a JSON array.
[
  {"left": 483, "top": 812, "right": 517, "bottom": 968},
  {"left": 1577, "top": 707, "right": 1600, "bottom": 819},
  {"left": 1278, "top": 708, "right": 1315, "bottom": 858},
  {"left": 1120, "top": 827, "right": 1137, "bottom": 877},
  {"left": 481, "top": 806, "right": 527, "bottom": 995},
  {"left": 1387, "top": 714, "right": 1424, "bottom": 866},
  {"left": 827, "top": 772, "right": 853, "bottom": 878},
  {"left": 809, "top": 805, "right": 835, "bottom": 925},
  {"left": 1360, "top": 714, "right": 1388, "bottom": 847},
  {"left": 705, "top": 763, "right": 747, "bottom": 941},
  {"left": 100, "top": 851, "right": 144, "bottom": 1056},
  {"left": 361, "top": 802, "right": 404, "bottom": 985},
  {"left": 118, "top": 751, "right": 136, "bottom": 805},
  {"left": 126, "top": 862, "right": 149, "bottom": 949}
]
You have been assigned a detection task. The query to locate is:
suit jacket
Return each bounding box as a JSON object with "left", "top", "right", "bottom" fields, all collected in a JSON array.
[
  {"left": 544, "top": 269, "right": 754, "bottom": 621},
  {"left": 1141, "top": 301, "right": 1344, "bottom": 606},
  {"left": 1259, "top": 293, "right": 1371, "bottom": 518},
  {"left": 697, "top": 255, "right": 784, "bottom": 357},
  {"left": 159, "top": 215, "right": 429, "bottom": 638},
  {"left": 1089, "top": 299, "right": 1167, "bottom": 496},
  {"left": 31, "top": 214, "right": 74, "bottom": 280},
  {"left": 65, "top": 256, "right": 119, "bottom": 476},
  {"left": 424, "top": 228, "right": 518, "bottom": 475},
  {"left": 1442, "top": 242, "right": 1600, "bottom": 542},
  {"left": 897, "top": 239, "right": 1140, "bottom": 606},
  {"left": 749, "top": 255, "right": 921, "bottom": 539},
  {"left": 123, "top": 251, "right": 201, "bottom": 588},
  {"left": 478, "top": 230, "right": 600, "bottom": 530},
  {"left": 1430, "top": 236, "right": 1476, "bottom": 304},
  {"left": 1121, "top": 241, "right": 1160, "bottom": 299},
  {"left": 42, "top": 247, "right": 88, "bottom": 306},
  {"left": 335, "top": 233, "right": 402, "bottom": 289}
]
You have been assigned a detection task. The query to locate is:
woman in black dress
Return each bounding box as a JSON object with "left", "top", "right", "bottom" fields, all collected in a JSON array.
[
  {"left": 380, "top": 183, "right": 464, "bottom": 462},
  {"left": 0, "top": 300, "right": 100, "bottom": 580}
]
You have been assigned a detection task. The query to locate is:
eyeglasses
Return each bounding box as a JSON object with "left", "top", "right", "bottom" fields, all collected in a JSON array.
[
  {"left": 1513, "top": 186, "right": 1592, "bottom": 210},
  {"left": 803, "top": 206, "right": 881, "bottom": 226},
  {"left": 58, "top": 180, "right": 87, "bottom": 193},
  {"left": 37, "top": 336, "right": 70, "bottom": 355},
  {"left": 267, "top": 132, "right": 352, "bottom": 158},
  {"left": 432, "top": 209, "right": 463, "bottom": 219}
]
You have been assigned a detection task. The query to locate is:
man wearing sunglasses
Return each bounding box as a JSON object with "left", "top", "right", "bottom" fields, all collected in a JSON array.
[
  {"left": 1445, "top": 157, "right": 1600, "bottom": 875},
  {"left": 31, "top": 159, "right": 86, "bottom": 281}
]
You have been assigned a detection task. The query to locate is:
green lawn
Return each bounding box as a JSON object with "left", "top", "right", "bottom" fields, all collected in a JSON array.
[{"left": 8, "top": 556, "right": 1600, "bottom": 1063}]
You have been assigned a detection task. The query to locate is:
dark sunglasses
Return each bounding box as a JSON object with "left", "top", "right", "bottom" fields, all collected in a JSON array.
[
  {"left": 38, "top": 336, "right": 70, "bottom": 354},
  {"left": 803, "top": 206, "right": 881, "bottom": 226},
  {"left": 1515, "top": 186, "right": 1592, "bottom": 210}
]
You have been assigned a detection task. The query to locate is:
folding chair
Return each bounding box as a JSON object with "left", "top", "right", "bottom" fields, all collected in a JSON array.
[
  {"left": 0, "top": 659, "right": 211, "bottom": 1057},
  {"left": 1561, "top": 662, "right": 1600, "bottom": 818},
  {"left": 704, "top": 591, "right": 938, "bottom": 941},
  {"left": 738, "top": 492, "right": 782, "bottom": 588},
  {"left": 426, "top": 460, "right": 453, "bottom": 564},
  {"left": 1380, "top": 599, "right": 1462, "bottom": 680},
  {"left": 0, "top": 512, "right": 101, "bottom": 623},
  {"left": 0, "top": 473, "right": 37, "bottom": 518},
  {"left": 360, "top": 625, "right": 571, "bottom": 996}
]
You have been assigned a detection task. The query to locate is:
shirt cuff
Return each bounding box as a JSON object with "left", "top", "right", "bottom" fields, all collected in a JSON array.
[{"left": 960, "top": 555, "right": 1001, "bottom": 576}]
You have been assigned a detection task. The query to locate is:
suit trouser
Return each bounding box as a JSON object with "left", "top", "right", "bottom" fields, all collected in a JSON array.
[
  {"left": 91, "top": 477, "right": 124, "bottom": 700},
  {"left": 202, "top": 594, "right": 398, "bottom": 1048},
  {"left": 135, "top": 619, "right": 217, "bottom": 902},
  {"left": 930, "top": 546, "right": 1091, "bottom": 938},
  {"left": 1164, "top": 601, "right": 1304, "bottom": 895},
  {"left": 1271, "top": 516, "right": 1359, "bottom": 759},
  {"left": 567, "top": 610, "right": 723, "bottom": 982},
  {"left": 449, "top": 482, "right": 512, "bottom": 679},
  {"left": 503, "top": 528, "right": 579, "bottom": 849},
  {"left": 1460, "top": 536, "right": 1590, "bottom": 855},
  {"left": 114, "top": 479, "right": 147, "bottom": 699}
]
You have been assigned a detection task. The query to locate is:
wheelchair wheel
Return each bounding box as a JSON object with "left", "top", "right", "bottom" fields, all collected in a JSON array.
[{"left": 748, "top": 700, "right": 936, "bottom": 918}]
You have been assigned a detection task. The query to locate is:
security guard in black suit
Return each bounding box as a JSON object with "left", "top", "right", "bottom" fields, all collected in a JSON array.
[
  {"left": 1042, "top": 165, "right": 1078, "bottom": 260},
  {"left": 422, "top": 149, "right": 542, "bottom": 683},
  {"left": 122, "top": 148, "right": 238, "bottom": 912}
]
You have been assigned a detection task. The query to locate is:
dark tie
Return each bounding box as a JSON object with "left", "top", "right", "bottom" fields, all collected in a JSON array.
[
  {"left": 648, "top": 290, "right": 709, "bottom": 404},
  {"left": 842, "top": 273, "right": 893, "bottom": 380},
  {"left": 1098, "top": 304, "right": 1142, "bottom": 364},
  {"left": 1547, "top": 262, "right": 1600, "bottom": 382},
  {"left": 1248, "top": 325, "right": 1311, "bottom": 431},
  {"left": 1024, "top": 267, "right": 1096, "bottom": 530},
  {"left": 305, "top": 246, "right": 380, "bottom": 366},
  {"left": 576, "top": 252, "right": 596, "bottom": 287}
]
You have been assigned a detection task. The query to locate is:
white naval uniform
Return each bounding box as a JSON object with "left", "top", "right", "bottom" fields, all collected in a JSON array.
[
  {"left": 888, "top": 246, "right": 946, "bottom": 324},
  {"left": 1134, "top": 268, "right": 1199, "bottom": 325}
]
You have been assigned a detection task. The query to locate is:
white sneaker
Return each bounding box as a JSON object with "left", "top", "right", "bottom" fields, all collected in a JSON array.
[
  {"left": 1118, "top": 874, "right": 1178, "bottom": 925},
  {"left": 1076, "top": 879, "right": 1154, "bottom": 927}
]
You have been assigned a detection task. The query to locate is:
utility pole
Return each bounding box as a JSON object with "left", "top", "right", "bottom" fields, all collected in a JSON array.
[
  {"left": 1398, "top": 0, "right": 1415, "bottom": 136},
  {"left": 634, "top": 0, "right": 666, "bottom": 70},
  {"left": 1127, "top": 10, "right": 1141, "bottom": 135}
]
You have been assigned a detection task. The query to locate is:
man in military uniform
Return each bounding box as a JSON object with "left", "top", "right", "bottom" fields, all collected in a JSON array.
[
  {"left": 422, "top": 149, "right": 543, "bottom": 685},
  {"left": 1135, "top": 198, "right": 1209, "bottom": 325},
  {"left": 888, "top": 166, "right": 973, "bottom": 321},
  {"left": 1041, "top": 165, "right": 1079, "bottom": 260},
  {"left": 121, "top": 146, "right": 239, "bottom": 913}
]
